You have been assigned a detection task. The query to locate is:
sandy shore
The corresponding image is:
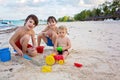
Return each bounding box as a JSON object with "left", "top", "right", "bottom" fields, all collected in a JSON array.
[{"left": 0, "top": 21, "right": 120, "bottom": 80}]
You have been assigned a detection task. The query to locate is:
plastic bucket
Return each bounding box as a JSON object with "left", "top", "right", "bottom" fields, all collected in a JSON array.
[
  {"left": 0, "top": 48, "right": 11, "bottom": 62},
  {"left": 36, "top": 46, "right": 44, "bottom": 53}
]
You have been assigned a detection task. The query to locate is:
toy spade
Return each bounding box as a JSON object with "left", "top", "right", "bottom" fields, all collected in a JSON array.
[
  {"left": 23, "top": 54, "right": 32, "bottom": 60},
  {"left": 23, "top": 54, "right": 43, "bottom": 66},
  {"left": 74, "top": 62, "right": 83, "bottom": 68}
]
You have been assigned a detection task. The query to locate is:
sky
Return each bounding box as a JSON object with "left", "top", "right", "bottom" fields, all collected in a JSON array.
[{"left": 0, "top": 0, "right": 113, "bottom": 20}]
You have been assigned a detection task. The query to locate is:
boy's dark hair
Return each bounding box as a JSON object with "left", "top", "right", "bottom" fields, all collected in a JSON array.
[
  {"left": 47, "top": 16, "right": 57, "bottom": 24},
  {"left": 25, "top": 14, "right": 39, "bottom": 26}
]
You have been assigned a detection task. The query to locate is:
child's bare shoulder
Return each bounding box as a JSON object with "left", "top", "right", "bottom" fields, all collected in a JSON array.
[
  {"left": 15, "top": 26, "right": 24, "bottom": 33},
  {"left": 42, "top": 26, "right": 49, "bottom": 31},
  {"left": 65, "top": 36, "right": 70, "bottom": 40},
  {"left": 16, "top": 26, "right": 23, "bottom": 30}
]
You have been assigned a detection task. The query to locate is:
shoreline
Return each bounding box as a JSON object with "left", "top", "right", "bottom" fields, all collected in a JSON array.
[
  {"left": 0, "top": 27, "right": 18, "bottom": 34},
  {"left": 0, "top": 20, "right": 120, "bottom": 34}
]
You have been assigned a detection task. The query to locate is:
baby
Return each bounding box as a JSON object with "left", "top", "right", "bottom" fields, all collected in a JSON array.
[{"left": 54, "top": 25, "right": 71, "bottom": 59}]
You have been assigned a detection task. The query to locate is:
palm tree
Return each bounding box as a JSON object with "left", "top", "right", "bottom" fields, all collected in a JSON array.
[
  {"left": 109, "top": 0, "right": 120, "bottom": 19},
  {"left": 102, "top": 1, "right": 111, "bottom": 16}
]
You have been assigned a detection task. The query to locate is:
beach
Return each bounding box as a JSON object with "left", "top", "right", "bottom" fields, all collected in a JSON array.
[{"left": 0, "top": 21, "right": 120, "bottom": 80}]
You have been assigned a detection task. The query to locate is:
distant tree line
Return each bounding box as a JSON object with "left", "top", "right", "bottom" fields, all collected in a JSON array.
[{"left": 58, "top": 0, "right": 120, "bottom": 22}]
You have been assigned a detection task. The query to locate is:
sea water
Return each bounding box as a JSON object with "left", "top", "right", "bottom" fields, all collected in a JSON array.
[{"left": 0, "top": 20, "right": 47, "bottom": 30}]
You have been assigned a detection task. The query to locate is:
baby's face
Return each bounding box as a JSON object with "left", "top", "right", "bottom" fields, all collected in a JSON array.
[{"left": 58, "top": 29, "right": 66, "bottom": 37}]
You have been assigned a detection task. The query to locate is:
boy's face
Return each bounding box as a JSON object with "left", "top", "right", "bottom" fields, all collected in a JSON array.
[
  {"left": 48, "top": 19, "right": 56, "bottom": 28},
  {"left": 25, "top": 18, "right": 36, "bottom": 30},
  {"left": 58, "top": 29, "right": 66, "bottom": 37}
]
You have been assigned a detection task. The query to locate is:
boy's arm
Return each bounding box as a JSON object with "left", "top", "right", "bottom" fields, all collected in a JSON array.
[
  {"left": 31, "top": 31, "right": 37, "bottom": 47},
  {"left": 9, "top": 28, "right": 23, "bottom": 56},
  {"left": 42, "top": 26, "right": 49, "bottom": 32},
  {"left": 54, "top": 39, "right": 58, "bottom": 51},
  {"left": 41, "top": 26, "right": 49, "bottom": 36}
]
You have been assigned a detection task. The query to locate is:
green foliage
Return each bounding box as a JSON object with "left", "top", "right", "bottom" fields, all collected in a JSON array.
[
  {"left": 58, "top": 16, "right": 74, "bottom": 22},
  {"left": 63, "top": 16, "right": 68, "bottom": 22},
  {"left": 58, "top": 0, "right": 120, "bottom": 21}
]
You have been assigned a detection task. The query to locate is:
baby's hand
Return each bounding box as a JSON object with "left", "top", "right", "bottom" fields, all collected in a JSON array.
[{"left": 62, "top": 47, "right": 67, "bottom": 51}]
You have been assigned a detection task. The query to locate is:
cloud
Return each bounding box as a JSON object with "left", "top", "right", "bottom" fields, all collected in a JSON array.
[
  {"left": 19, "top": 0, "right": 27, "bottom": 3},
  {"left": 78, "top": 0, "right": 93, "bottom": 7},
  {"left": 0, "top": 0, "right": 113, "bottom": 19},
  {"left": 82, "top": 0, "right": 113, "bottom": 7}
]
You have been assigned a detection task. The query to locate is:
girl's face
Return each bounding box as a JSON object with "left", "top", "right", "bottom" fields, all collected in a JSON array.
[
  {"left": 58, "top": 29, "right": 66, "bottom": 38},
  {"left": 25, "top": 18, "right": 36, "bottom": 30}
]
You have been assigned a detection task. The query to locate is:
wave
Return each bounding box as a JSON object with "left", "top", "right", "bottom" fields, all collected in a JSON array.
[
  {"left": 0, "top": 27, "right": 18, "bottom": 34},
  {"left": 0, "top": 20, "right": 47, "bottom": 30}
]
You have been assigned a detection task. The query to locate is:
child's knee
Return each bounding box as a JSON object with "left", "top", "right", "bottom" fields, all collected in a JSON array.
[
  {"left": 38, "top": 33, "right": 43, "bottom": 38},
  {"left": 21, "top": 35, "right": 30, "bottom": 41},
  {"left": 29, "top": 53, "right": 38, "bottom": 57},
  {"left": 20, "top": 35, "right": 30, "bottom": 45},
  {"left": 63, "top": 51, "right": 69, "bottom": 55},
  {"left": 27, "top": 49, "right": 38, "bottom": 57}
]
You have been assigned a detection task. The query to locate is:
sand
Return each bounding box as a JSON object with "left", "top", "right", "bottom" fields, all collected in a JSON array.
[{"left": 0, "top": 21, "right": 120, "bottom": 80}]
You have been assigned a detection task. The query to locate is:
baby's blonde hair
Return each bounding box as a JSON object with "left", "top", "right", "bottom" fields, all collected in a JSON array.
[{"left": 57, "top": 25, "right": 68, "bottom": 34}]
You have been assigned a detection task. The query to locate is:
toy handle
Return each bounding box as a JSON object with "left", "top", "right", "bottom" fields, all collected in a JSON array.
[{"left": 56, "top": 46, "right": 63, "bottom": 52}]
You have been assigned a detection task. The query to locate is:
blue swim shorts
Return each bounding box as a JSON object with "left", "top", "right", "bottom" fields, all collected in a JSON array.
[{"left": 46, "top": 37, "right": 54, "bottom": 46}]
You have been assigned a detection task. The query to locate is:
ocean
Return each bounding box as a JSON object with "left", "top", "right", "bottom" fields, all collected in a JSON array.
[{"left": 0, "top": 20, "right": 47, "bottom": 30}]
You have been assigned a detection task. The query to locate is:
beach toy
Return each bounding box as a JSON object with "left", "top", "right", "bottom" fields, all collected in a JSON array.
[
  {"left": 36, "top": 46, "right": 44, "bottom": 53},
  {"left": 0, "top": 48, "right": 11, "bottom": 62},
  {"left": 50, "top": 53, "right": 56, "bottom": 56},
  {"left": 54, "top": 55, "right": 64, "bottom": 60},
  {"left": 45, "top": 53, "right": 64, "bottom": 65},
  {"left": 56, "top": 46, "right": 62, "bottom": 52},
  {"left": 23, "top": 54, "right": 42, "bottom": 66},
  {"left": 23, "top": 54, "right": 32, "bottom": 60},
  {"left": 41, "top": 65, "right": 52, "bottom": 72},
  {"left": 58, "top": 60, "right": 64, "bottom": 65},
  {"left": 74, "top": 63, "right": 83, "bottom": 68},
  {"left": 56, "top": 47, "right": 63, "bottom": 55},
  {"left": 54, "top": 55, "right": 64, "bottom": 64},
  {"left": 45, "top": 55, "right": 55, "bottom": 65}
]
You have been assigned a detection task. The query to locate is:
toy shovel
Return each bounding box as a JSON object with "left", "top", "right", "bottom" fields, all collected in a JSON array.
[
  {"left": 23, "top": 54, "right": 32, "bottom": 60},
  {"left": 23, "top": 54, "right": 43, "bottom": 66}
]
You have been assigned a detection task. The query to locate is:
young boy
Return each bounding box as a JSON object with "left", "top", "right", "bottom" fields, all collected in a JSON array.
[
  {"left": 9, "top": 14, "right": 39, "bottom": 57},
  {"left": 37, "top": 16, "right": 58, "bottom": 46},
  {"left": 54, "top": 25, "right": 71, "bottom": 59}
]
